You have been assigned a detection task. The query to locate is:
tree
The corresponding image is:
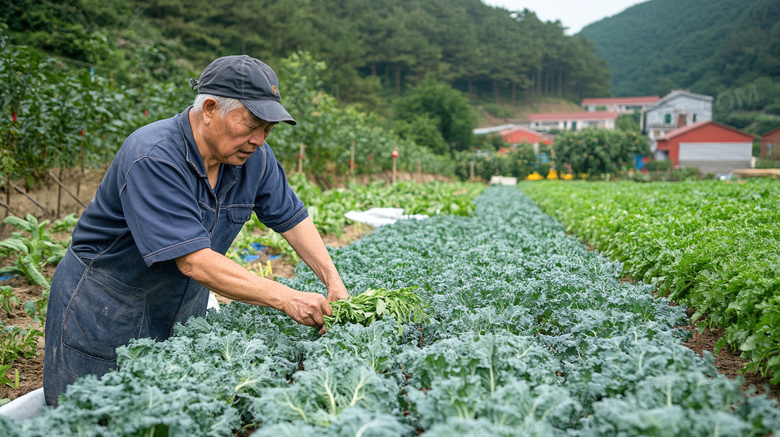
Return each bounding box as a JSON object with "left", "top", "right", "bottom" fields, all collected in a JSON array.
[{"left": 393, "top": 78, "right": 476, "bottom": 154}]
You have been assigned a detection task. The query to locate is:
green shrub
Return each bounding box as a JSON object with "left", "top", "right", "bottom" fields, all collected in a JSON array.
[
  {"left": 644, "top": 160, "right": 673, "bottom": 172},
  {"left": 552, "top": 128, "right": 649, "bottom": 176}
]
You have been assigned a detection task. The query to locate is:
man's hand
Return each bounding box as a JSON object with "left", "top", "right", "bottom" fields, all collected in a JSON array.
[
  {"left": 327, "top": 286, "right": 349, "bottom": 302},
  {"left": 281, "top": 291, "right": 333, "bottom": 334}
]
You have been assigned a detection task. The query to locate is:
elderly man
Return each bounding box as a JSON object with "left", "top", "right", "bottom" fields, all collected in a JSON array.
[{"left": 43, "top": 55, "right": 348, "bottom": 406}]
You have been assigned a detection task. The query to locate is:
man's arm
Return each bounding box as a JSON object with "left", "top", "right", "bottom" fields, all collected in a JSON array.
[
  {"left": 280, "top": 217, "right": 349, "bottom": 302},
  {"left": 175, "top": 249, "right": 332, "bottom": 328}
]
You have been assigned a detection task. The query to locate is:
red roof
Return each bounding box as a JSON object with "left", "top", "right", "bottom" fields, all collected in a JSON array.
[
  {"left": 581, "top": 96, "right": 659, "bottom": 105},
  {"left": 499, "top": 127, "right": 554, "bottom": 145},
  {"left": 657, "top": 121, "right": 755, "bottom": 142},
  {"left": 761, "top": 125, "right": 780, "bottom": 140},
  {"left": 499, "top": 126, "right": 546, "bottom": 136},
  {"left": 529, "top": 111, "right": 618, "bottom": 122}
]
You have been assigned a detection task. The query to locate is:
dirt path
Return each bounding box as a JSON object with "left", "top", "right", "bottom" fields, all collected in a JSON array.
[{"left": 681, "top": 307, "right": 780, "bottom": 400}]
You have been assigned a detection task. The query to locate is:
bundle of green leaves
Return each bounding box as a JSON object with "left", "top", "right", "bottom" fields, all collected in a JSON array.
[{"left": 324, "top": 287, "right": 430, "bottom": 334}]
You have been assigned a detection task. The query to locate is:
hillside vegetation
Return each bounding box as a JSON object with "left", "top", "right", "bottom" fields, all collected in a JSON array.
[
  {"left": 1, "top": 0, "right": 610, "bottom": 113},
  {"left": 579, "top": 0, "right": 780, "bottom": 135}
]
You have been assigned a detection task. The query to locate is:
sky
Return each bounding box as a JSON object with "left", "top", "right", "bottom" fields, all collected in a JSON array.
[{"left": 481, "top": 0, "right": 648, "bottom": 34}]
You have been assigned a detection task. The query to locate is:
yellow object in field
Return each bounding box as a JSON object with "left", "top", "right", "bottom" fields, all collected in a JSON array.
[
  {"left": 526, "top": 172, "right": 543, "bottom": 181},
  {"left": 579, "top": 173, "right": 588, "bottom": 179},
  {"left": 546, "top": 169, "right": 558, "bottom": 180},
  {"left": 562, "top": 173, "right": 574, "bottom": 180}
]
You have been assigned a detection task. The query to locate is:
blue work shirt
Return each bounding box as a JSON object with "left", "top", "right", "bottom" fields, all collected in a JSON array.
[{"left": 44, "top": 107, "right": 307, "bottom": 403}]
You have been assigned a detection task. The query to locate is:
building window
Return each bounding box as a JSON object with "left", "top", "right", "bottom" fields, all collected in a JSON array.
[
  {"left": 693, "top": 114, "right": 698, "bottom": 122},
  {"left": 664, "top": 113, "right": 672, "bottom": 124}
]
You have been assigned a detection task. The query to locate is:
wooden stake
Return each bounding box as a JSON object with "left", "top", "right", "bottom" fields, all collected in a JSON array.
[
  {"left": 4, "top": 178, "right": 9, "bottom": 219},
  {"left": 0, "top": 200, "right": 15, "bottom": 216},
  {"left": 49, "top": 171, "right": 87, "bottom": 208},
  {"left": 0, "top": 175, "right": 52, "bottom": 215},
  {"left": 391, "top": 149, "right": 399, "bottom": 184},
  {"left": 350, "top": 139, "right": 355, "bottom": 182},
  {"left": 470, "top": 161, "right": 475, "bottom": 182},
  {"left": 298, "top": 144, "right": 304, "bottom": 174},
  {"left": 56, "top": 168, "right": 63, "bottom": 217}
]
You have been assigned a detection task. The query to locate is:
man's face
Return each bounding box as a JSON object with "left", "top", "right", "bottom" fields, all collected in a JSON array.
[{"left": 202, "top": 105, "right": 276, "bottom": 166}]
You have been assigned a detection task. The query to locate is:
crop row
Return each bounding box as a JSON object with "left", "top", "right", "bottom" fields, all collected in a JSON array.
[
  {"left": 520, "top": 179, "right": 780, "bottom": 383},
  {"left": 0, "top": 180, "right": 481, "bottom": 385},
  {"left": 2, "top": 186, "right": 777, "bottom": 435}
]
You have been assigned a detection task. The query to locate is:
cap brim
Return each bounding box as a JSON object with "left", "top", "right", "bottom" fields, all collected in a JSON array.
[{"left": 241, "top": 99, "right": 296, "bottom": 125}]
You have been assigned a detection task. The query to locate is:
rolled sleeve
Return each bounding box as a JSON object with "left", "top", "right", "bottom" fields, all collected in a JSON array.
[
  {"left": 254, "top": 146, "right": 309, "bottom": 233},
  {"left": 120, "top": 157, "right": 211, "bottom": 267}
]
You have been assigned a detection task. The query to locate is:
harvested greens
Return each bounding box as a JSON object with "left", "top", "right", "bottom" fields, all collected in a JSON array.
[{"left": 324, "top": 287, "right": 430, "bottom": 334}]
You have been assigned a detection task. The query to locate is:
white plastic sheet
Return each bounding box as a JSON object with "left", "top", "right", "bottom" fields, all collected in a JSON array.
[
  {"left": 0, "top": 387, "right": 45, "bottom": 420},
  {"left": 344, "top": 207, "right": 428, "bottom": 227}
]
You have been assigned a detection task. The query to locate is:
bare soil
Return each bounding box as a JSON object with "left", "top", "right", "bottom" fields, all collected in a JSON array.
[
  {"left": 680, "top": 306, "right": 780, "bottom": 400},
  {"left": 619, "top": 276, "right": 779, "bottom": 401}
]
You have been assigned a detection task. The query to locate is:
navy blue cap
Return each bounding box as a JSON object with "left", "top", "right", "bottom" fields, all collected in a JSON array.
[{"left": 190, "top": 55, "right": 296, "bottom": 125}]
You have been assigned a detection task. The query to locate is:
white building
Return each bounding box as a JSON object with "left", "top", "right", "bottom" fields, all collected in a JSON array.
[
  {"left": 529, "top": 111, "right": 617, "bottom": 132},
  {"left": 643, "top": 90, "right": 713, "bottom": 158},
  {"left": 581, "top": 96, "right": 659, "bottom": 114}
]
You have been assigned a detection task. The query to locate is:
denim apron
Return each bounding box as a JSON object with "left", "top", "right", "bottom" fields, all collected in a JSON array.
[{"left": 42, "top": 203, "right": 245, "bottom": 406}]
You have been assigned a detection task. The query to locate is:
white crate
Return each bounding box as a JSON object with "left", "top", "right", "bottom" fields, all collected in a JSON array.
[{"left": 489, "top": 176, "right": 517, "bottom": 186}]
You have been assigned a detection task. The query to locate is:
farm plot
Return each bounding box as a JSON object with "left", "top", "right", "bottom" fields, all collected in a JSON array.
[
  {"left": 2, "top": 186, "right": 779, "bottom": 436},
  {"left": 520, "top": 179, "right": 780, "bottom": 384}
]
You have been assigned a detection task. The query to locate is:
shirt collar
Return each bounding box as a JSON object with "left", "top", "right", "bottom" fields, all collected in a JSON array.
[{"left": 178, "top": 106, "right": 208, "bottom": 179}]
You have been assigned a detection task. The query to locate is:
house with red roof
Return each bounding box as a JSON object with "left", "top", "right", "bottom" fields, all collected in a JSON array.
[
  {"left": 581, "top": 96, "right": 659, "bottom": 114},
  {"left": 760, "top": 126, "right": 780, "bottom": 160},
  {"left": 643, "top": 90, "right": 713, "bottom": 158},
  {"left": 499, "top": 126, "right": 553, "bottom": 149},
  {"left": 529, "top": 111, "right": 617, "bottom": 132},
  {"left": 655, "top": 121, "right": 755, "bottom": 174}
]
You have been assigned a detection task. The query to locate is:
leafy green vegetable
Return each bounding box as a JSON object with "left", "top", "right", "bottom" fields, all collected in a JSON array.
[
  {"left": 4, "top": 186, "right": 780, "bottom": 436},
  {"left": 324, "top": 287, "right": 430, "bottom": 334},
  {"left": 521, "top": 179, "right": 780, "bottom": 382}
]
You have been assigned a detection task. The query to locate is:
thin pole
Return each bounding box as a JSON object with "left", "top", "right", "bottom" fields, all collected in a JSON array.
[
  {"left": 470, "top": 161, "right": 475, "bottom": 182},
  {"left": 5, "top": 181, "right": 50, "bottom": 215},
  {"left": 391, "top": 149, "right": 398, "bottom": 184},
  {"left": 0, "top": 200, "right": 15, "bottom": 216},
  {"left": 56, "top": 168, "right": 63, "bottom": 217},
  {"left": 350, "top": 140, "right": 355, "bottom": 182},
  {"left": 4, "top": 179, "right": 10, "bottom": 219},
  {"left": 49, "top": 171, "right": 87, "bottom": 208},
  {"left": 298, "top": 144, "right": 304, "bottom": 174}
]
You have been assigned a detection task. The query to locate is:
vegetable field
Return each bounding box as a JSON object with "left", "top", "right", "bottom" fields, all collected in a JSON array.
[
  {"left": 2, "top": 186, "right": 778, "bottom": 436},
  {"left": 521, "top": 180, "right": 780, "bottom": 384}
]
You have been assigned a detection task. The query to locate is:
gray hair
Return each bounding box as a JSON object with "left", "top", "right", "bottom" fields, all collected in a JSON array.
[{"left": 192, "top": 94, "right": 245, "bottom": 115}]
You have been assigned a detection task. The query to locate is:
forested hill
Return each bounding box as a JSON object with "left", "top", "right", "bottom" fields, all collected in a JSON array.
[
  {"left": 1, "top": 0, "right": 610, "bottom": 108},
  {"left": 579, "top": 0, "right": 780, "bottom": 104}
]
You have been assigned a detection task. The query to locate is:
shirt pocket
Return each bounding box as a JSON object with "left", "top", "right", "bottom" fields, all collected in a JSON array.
[
  {"left": 199, "top": 201, "right": 217, "bottom": 234},
  {"left": 225, "top": 205, "right": 253, "bottom": 224},
  {"left": 61, "top": 268, "right": 147, "bottom": 362}
]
